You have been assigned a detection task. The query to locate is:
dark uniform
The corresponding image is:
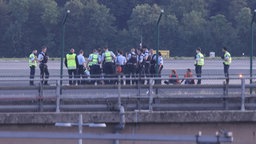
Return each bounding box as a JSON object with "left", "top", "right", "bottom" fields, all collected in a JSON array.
[
  {"left": 126, "top": 52, "right": 138, "bottom": 84},
  {"left": 38, "top": 47, "right": 49, "bottom": 85}
]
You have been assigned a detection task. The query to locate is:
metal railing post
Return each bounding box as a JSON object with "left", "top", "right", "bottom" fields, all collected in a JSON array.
[
  {"left": 118, "top": 75, "right": 121, "bottom": 108},
  {"left": 149, "top": 78, "right": 153, "bottom": 111},
  {"left": 38, "top": 82, "right": 43, "bottom": 112},
  {"left": 56, "top": 80, "right": 61, "bottom": 112},
  {"left": 241, "top": 78, "right": 245, "bottom": 111},
  {"left": 223, "top": 81, "right": 228, "bottom": 110},
  {"left": 78, "top": 114, "right": 83, "bottom": 144}
]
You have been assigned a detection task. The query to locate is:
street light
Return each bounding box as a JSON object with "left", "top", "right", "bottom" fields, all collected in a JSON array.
[
  {"left": 155, "top": 9, "right": 164, "bottom": 87},
  {"left": 55, "top": 114, "right": 106, "bottom": 144},
  {"left": 60, "top": 9, "right": 70, "bottom": 86},
  {"left": 250, "top": 9, "right": 256, "bottom": 89}
]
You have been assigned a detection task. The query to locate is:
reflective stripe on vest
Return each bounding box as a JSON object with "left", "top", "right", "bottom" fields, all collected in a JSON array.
[
  {"left": 91, "top": 54, "right": 99, "bottom": 65},
  {"left": 105, "top": 51, "right": 112, "bottom": 62},
  {"left": 66, "top": 53, "right": 77, "bottom": 69},
  {"left": 197, "top": 53, "right": 204, "bottom": 66},
  {"left": 29, "top": 53, "right": 37, "bottom": 67},
  {"left": 224, "top": 52, "right": 232, "bottom": 65}
]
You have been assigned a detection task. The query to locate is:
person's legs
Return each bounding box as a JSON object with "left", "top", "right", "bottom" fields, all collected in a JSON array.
[
  {"left": 224, "top": 64, "right": 230, "bottom": 84},
  {"left": 29, "top": 66, "right": 35, "bottom": 85},
  {"left": 68, "top": 70, "right": 73, "bottom": 85},
  {"left": 196, "top": 65, "right": 202, "bottom": 84}
]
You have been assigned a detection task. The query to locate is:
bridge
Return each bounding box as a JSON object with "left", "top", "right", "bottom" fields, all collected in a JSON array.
[{"left": 0, "top": 59, "right": 255, "bottom": 144}]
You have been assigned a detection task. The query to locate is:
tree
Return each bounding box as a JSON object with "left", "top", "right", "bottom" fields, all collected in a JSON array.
[
  {"left": 128, "top": 4, "right": 162, "bottom": 49},
  {"left": 207, "top": 14, "right": 239, "bottom": 56},
  {"left": 64, "top": 0, "right": 116, "bottom": 55}
]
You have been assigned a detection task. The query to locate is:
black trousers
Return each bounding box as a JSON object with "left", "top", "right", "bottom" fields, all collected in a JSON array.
[
  {"left": 103, "top": 62, "right": 115, "bottom": 84},
  {"left": 68, "top": 69, "right": 77, "bottom": 85},
  {"left": 126, "top": 64, "right": 137, "bottom": 85},
  {"left": 224, "top": 64, "right": 230, "bottom": 84},
  {"left": 29, "top": 65, "right": 35, "bottom": 85},
  {"left": 90, "top": 65, "right": 101, "bottom": 84},
  {"left": 39, "top": 64, "right": 49, "bottom": 85},
  {"left": 77, "top": 65, "right": 86, "bottom": 85},
  {"left": 195, "top": 65, "right": 202, "bottom": 84}
]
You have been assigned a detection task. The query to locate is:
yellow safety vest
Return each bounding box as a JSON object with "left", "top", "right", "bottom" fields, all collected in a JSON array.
[
  {"left": 91, "top": 54, "right": 99, "bottom": 65},
  {"left": 224, "top": 52, "right": 232, "bottom": 65},
  {"left": 196, "top": 52, "right": 204, "bottom": 66},
  {"left": 66, "top": 53, "right": 77, "bottom": 69},
  {"left": 29, "top": 53, "right": 37, "bottom": 67},
  {"left": 105, "top": 51, "right": 112, "bottom": 62}
]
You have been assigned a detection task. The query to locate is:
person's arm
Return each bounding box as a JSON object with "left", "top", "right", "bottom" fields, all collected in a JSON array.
[
  {"left": 75, "top": 55, "right": 79, "bottom": 66},
  {"left": 64, "top": 55, "right": 67, "bottom": 68},
  {"left": 111, "top": 51, "right": 116, "bottom": 60}
]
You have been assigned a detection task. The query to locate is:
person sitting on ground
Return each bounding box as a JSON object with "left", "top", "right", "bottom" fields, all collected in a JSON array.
[
  {"left": 181, "top": 68, "right": 195, "bottom": 84},
  {"left": 164, "top": 69, "right": 180, "bottom": 85}
]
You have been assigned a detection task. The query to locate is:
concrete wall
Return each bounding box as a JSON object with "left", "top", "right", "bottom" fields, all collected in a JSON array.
[{"left": 0, "top": 111, "right": 255, "bottom": 144}]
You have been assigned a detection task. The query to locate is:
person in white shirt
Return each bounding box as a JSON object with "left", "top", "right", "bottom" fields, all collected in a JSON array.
[{"left": 77, "top": 50, "right": 86, "bottom": 85}]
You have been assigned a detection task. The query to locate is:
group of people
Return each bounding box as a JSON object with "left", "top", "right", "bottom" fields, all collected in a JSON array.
[
  {"left": 164, "top": 47, "right": 232, "bottom": 85},
  {"left": 29, "top": 46, "right": 49, "bottom": 86},
  {"left": 28, "top": 45, "right": 164, "bottom": 86},
  {"left": 28, "top": 45, "right": 231, "bottom": 86}
]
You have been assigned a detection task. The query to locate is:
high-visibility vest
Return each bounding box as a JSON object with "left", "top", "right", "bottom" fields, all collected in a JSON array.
[
  {"left": 66, "top": 53, "right": 77, "bottom": 69},
  {"left": 105, "top": 51, "right": 112, "bottom": 62},
  {"left": 91, "top": 54, "right": 99, "bottom": 65},
  {"left": 29, "top": 53, "right": 37, "bottom": 67},
  {"left": 224, "top": 52, "right": 232, "bottom": 65},
  {"left": 197, "top": 52, "right": 204, "bottom": 66}
]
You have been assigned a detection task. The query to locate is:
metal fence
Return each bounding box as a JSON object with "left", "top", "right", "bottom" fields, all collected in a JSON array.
[{"left": 0, "top": 75, "right": 255, "bottom": 112}]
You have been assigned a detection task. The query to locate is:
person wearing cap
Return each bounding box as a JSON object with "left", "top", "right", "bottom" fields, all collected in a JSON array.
[
  {"left": 222, "top": 47, "right": 232, "bottom": 84},
  {"left": 194, "top": 47, "right": 204, "bottom": 84}
]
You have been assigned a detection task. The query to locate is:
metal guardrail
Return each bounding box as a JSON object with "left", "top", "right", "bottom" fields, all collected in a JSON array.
[{"left": 0, "top": 76, "right": 255, "bottom": 112}]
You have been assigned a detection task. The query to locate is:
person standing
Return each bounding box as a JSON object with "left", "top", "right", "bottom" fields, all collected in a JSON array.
[
  {"left": 38, "top": 46, "right": 49, "bottom": 85},
  {"left": 222, "top": 47, "right": 232, "bottom": 84},
  {"left": 29, "top": 49, "right": 37, "bottom": 86},
  {"left": 77, "top": 50, "right": 86, "bottom": 85},
  {"left": 153, "top": 52, "right": 163, "bottom": 84},
  {"left": 87, "top": 49, "right": 101, "bottom": 84},
  {"left": 126, "top": 48, "right": 138, "bottom": 85},
  {"left": 194, "top": 47, "right": 204, "bottom": 84},
  {"left": 102, "top": 47, "right": 116, "bottom": 84},
  {"left": 65, "top": 48, "right": 78, "bottom": 85}
]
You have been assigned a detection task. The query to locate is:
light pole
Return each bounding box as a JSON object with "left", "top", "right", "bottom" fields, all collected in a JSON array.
[
  {"left": 55, "top": 114, "right": 106, "bottom": 144},
  {"left": 60, "top": 9, "right": 70, "bottom": 86},
  {"left": 155, "top": 9, "right": 164, "bottom": 79},
  {"left": 250, "top": 9, "right": 256, "bottom": 93}
]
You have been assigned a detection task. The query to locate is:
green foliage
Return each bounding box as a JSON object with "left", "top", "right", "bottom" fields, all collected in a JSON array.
[{"left": 0, "top": 0, "right": 255, "bottom": 57}]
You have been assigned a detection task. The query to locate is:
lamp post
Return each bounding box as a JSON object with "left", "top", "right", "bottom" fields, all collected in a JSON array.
[
  {"left": 55, "top": 114, "right": 106, "bottom": 144},
  {"left": 250, "top": 9, "right": 256, "bottom": 93},
  {"left": 155, "top": 9, "right": 164, "bottom": 78},
  {"left": 60, "top": 9, "right": 70, "bottom": 86}
]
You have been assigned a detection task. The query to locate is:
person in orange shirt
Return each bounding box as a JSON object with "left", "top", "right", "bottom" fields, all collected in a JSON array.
[
  {"left": 164, "top": 69, "right": 180, "bottom": 85},
  {"left": 181, "top": 68, "right": 195, "bottom": 84}
]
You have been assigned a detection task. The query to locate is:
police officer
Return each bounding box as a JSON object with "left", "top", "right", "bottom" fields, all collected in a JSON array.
[
  {"left": 126, "top": 48, "right": 138, "bottom": 85},
  {"left": 222, "top": 47, "right": 232, "bottom": 84},
  {"left": 102, "top": 47, "right": 116, "bottom": 84},
  {"left": 143, "top": 46, "right": 151, "bottom": 78},
  {"left": 194, "top": 47, "right": 204, "bottom": 84},
  {"left": 149, "top": 49, "right": 156, "bottom": 76},
  {"left": 138, "top": 48, "right": 146, "bottom": 84},
  {"left": 29, "top": 49, "right": 37, "bottom": 86},
  {"left": 152, "top": 52, "right": 163, "bottom": 84},
  {"left": 65, "top": 48, "right": 78, "bottom": 85},
  {"left": 77, "top": 50, "right": 86, "bottom": 85},
  {"left": 87, "top": 49, "right": 101, "bottom": 84},
  {"left": 38, "top": 46, "right": 49, "bottom": 85}
]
